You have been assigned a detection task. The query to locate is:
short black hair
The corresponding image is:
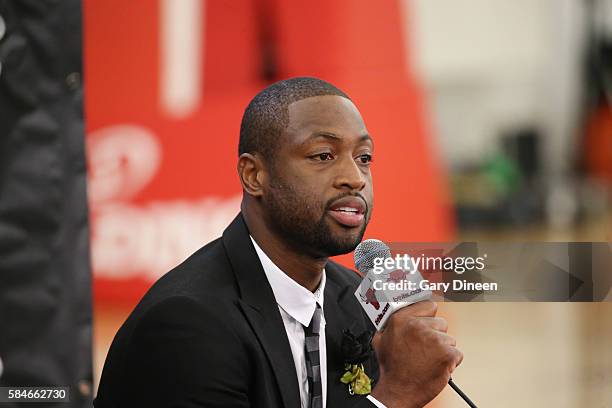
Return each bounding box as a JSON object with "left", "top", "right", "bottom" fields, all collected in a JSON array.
[{"left": 239, "top": 77, "right": 350, "bottom": 163}]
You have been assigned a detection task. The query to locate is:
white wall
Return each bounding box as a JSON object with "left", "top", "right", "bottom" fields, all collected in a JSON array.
[{"left": 401, "top": 0, "right": 588, "bottom": 176}]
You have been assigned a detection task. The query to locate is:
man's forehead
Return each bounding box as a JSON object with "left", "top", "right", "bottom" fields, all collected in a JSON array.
[{"left": 286, "top": 95, "right": 366, "bottom": 135}]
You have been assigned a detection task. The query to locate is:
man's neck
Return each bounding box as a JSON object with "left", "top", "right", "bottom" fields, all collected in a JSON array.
[{"left": 243, "top": 205, "right": 326, "bottom": 293}]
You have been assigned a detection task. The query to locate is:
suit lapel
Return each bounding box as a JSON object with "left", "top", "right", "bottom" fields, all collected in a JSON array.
[
  {"left": 222, "top": 214, "right": 301, "bottom": 408},
  {"left": 324, "top": 263, "right": 377, "bottom": 407}
]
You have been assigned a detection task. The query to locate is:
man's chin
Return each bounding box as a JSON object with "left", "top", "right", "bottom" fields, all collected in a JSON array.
[{"left": 320, "top": 225, "right": 366, "bottom": 256}]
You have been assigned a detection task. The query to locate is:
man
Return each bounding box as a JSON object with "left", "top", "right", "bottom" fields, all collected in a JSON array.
[{"left": 95, "top": 77, "right": 462, "bottom": 408}]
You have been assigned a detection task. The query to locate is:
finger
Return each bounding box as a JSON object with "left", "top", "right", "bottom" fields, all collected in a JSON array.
[
  {"left": 435, "top": 332, "right": 456, "bottom": 347},
  {"left": 420, "top": 317, "right": 448, "bottom": 333},
  {"left": 450, "top": 348, "right": 463, "bottom": 370},
  {"left": 396, "top": 300, "right": 438, "bottom": 318},
  {"left": 371, "top": 331, "right": 382, "bottom": 352}
]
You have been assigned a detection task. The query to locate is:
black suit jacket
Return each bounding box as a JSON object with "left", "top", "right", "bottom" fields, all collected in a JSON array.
[{"left": 95, "top": 214, "right": 379, "bottom": 407}]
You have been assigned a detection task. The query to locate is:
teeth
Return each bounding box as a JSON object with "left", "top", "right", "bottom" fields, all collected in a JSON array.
[{"left": 335, "top": 207, "right": 358, "bottom": 213}]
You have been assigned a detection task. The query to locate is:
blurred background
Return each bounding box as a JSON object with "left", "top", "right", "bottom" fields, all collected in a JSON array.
[{"left": 82, "top": 0, "right": 612, "bottom": 406}]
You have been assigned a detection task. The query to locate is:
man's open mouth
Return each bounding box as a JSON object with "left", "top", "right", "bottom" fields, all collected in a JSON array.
[{"left": 328, "top": 197, "right": 366, "bottom": 228}]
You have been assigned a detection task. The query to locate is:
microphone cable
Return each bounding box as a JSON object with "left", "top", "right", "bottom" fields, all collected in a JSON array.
[{"left": 448, "top": 378, "right": 478, "bottom": 408}]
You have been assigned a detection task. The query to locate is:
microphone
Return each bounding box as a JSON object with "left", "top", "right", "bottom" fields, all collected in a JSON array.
[
  {"left": 353, "top": 239, "right": 431, "bottom": 331},
  {"left": 354, "top": 239, "right": 478, "bottom": 408}
]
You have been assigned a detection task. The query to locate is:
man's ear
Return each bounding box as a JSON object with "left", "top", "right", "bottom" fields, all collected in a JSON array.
[{"left": 238, "top": 153, "right": 266, "bottom": 197}]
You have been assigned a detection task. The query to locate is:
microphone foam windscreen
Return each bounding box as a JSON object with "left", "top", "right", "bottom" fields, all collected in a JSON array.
[{"left": 354, "top": 239, "right": 391, "bottom": 274}]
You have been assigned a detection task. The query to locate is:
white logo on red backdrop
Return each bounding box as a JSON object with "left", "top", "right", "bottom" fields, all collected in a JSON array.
[{"left": 88, "top": 125, "right": 240, "bottom": 280}]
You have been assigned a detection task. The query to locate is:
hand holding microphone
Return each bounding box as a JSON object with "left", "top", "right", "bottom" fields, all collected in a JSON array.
[
  {"left": 354, "top": 240, "right": 476, "bottom": 408},
  {"left": 370, "top": 300, "right": 463, "bottom": 408}
]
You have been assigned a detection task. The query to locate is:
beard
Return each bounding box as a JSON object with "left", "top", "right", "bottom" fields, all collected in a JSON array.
[{"left": 263, "top": 174, "right": 369, "bottom": 258}]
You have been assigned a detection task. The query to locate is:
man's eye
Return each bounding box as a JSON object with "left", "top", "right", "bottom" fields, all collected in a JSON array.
[
  {"left": 314, "top": 153, "right": 334, "bottom": 161},
  {"left": 357, "top": 154, "right": 373, "bottom": 164}
]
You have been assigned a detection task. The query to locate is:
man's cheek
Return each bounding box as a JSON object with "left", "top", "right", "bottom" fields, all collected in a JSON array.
[{"left": 364, "top": 186, "right": 374, "bottom": 212}]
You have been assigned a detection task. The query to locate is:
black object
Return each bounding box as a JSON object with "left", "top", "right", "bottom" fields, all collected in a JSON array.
[
  {"left": 0, "top": 0, "right": 92, "bottom": 407},
  {"left": 502, "top": 128, "right": 541, "bottom": 181},
  {"left": 449, "top": 378, "right": 478, "bottom": 408}
]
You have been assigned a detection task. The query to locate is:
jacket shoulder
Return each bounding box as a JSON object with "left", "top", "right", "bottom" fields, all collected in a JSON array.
[
  {"left": 95, "top": 237, "right": 248, "bottom": 407},
  {"left": 326, "top": 259, "right": 364, "bottom": 290}
]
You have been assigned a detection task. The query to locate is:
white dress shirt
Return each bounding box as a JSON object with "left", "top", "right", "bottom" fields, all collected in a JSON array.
[{"left": 250, "top": 237, "right": 387, "bottom": 408}]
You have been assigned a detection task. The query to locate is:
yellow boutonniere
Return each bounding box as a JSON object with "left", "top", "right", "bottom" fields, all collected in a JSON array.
[
  {"left": 339, "top": 329, "right": 374, "bottom": 395},
  {"left": 340, "top": 363, "right": 372, "bottom": 395}
]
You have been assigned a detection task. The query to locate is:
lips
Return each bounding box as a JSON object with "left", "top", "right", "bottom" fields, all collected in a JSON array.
[{"left": 328, "top": 196, "right": 366, "bottom": 228}]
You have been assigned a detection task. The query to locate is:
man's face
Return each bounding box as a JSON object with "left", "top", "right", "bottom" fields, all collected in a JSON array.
[{"left": 262, "top": 95, "right": 374, "bottom": 258}]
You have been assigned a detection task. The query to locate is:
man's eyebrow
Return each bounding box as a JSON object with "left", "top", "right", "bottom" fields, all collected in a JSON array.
[
  {"left": 306, "top": 132, "right": 342, "bottom": 142},
  {"left": 359, "top": 133, "right": 373, "bottom": 143},
  {"left": 302, "top": 132, "right": 373, "bottom": 144}
]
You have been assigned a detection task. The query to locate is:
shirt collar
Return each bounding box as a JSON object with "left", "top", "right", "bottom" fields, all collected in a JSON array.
[{"left": 250, "top": 235, "right": 325, "bottom": 327}]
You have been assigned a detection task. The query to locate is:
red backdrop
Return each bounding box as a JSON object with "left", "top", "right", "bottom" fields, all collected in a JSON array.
[{"left": 84, "top": 0, "right": 454, "bottom": 306}]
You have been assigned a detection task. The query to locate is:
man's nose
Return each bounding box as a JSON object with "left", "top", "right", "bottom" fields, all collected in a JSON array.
[{"left": 333, "top": 155, "right": 367, "bottom": 191}]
